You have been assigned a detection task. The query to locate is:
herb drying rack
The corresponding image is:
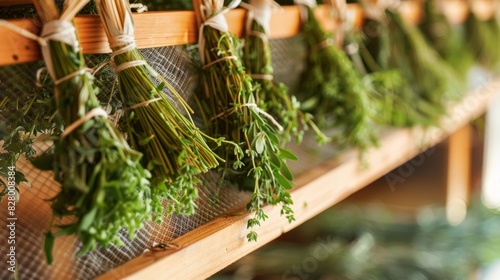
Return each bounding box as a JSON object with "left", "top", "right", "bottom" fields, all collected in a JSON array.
[{"left": 0, "top": 1, "right": 495, "bottom": 279}]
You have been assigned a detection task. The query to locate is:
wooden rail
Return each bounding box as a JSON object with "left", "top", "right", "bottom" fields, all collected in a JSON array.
[
  {"left": 0, "top": 5, "right": 358, "bottom": 66},
  {"left": 0, "top": 0, "right": 459, "bottom": 66},
  {"left": 96, "top": 80, "right": 500, "bottom": 280}
]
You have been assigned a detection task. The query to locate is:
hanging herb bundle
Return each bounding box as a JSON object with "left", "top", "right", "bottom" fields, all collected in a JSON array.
[
  {"left": 242, "top": 0, "right": 329, "bottom": 145},
  {"left": 359, "top": 0, "right": 464, "bottom": 126},
  {"left": 294, "top": 0, "right": 377, "bottom": 153},
  {"left": 385, "top": 9, "right": 465, "bottom": 102},
  {"left": 419, "top": 0, "right": 474, "bottom": 78},
  {"left": 194, "top": 0, "right": 295, "bottom": 241},
  {"left": 95, "top": 0, "right": 222, "bottom": 217},
  {"left": 23, "top": 0, "right": 154, "bottom": 263},
  {"left": 342, "top": 15, "right": 440, "bottom": 126},
  {"left": 464, "top": 1, "right": 500, "bottom": 72}
]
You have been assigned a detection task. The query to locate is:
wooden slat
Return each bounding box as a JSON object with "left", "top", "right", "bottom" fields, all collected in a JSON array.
[
  {"left": 0, "top": 4, "right": 364, "bottom": 66},
  {"left": 97, "top": 82, "right": 500, "bottom": 280}
]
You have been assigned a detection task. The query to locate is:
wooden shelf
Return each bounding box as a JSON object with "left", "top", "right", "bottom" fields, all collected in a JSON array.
[{"left": 96, "top": 81, "right": 500, "bottom": 279}]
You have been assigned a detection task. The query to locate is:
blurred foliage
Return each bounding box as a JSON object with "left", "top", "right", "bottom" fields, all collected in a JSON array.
[
  {"left": 212, "top": 199, "right": 500, "bottom": 279},
  {"left": 419, "top": 0, "right": 475, "bottom": 79}
]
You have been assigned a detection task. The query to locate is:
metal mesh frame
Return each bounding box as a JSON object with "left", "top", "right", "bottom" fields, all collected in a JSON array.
[{"left": 0, "top": 36, "right": 338, "bottom": 279}]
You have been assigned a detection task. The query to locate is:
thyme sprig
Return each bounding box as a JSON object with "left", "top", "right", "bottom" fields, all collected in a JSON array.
[{"left": 194, "top": 0, "right": 295, "bottom": 241}]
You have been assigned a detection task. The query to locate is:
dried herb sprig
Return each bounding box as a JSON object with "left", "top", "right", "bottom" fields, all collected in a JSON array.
[
  {"left": 96, "top": 0, "right": 222, "bottom": 217},
  {"left": 194, "top": 0, "right": 295, "bottom": 241},
  {"left": 0, "top": 67, "right": 56, "bottom": 200},
  {"left": 296, "top": 1, "right": 377, "bottom": 153},
  {"left": 30, "top": 0, "right": 153, "bottom": 263},
  {"left": 242, "top": 0, "right": 329, "bottom": 145}
]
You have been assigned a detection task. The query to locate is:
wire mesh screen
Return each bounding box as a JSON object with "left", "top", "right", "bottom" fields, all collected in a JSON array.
[{"left": 0, "top": 36, "right": 337, "bottom": 279}]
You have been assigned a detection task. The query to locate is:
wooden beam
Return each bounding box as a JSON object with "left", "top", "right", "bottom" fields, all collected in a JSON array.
[
  {"left": 0, "top": 4, "right": 362, "bottom": 66},
  {"left": 97, "top": 81, "right": 500, "bottom": 280}
]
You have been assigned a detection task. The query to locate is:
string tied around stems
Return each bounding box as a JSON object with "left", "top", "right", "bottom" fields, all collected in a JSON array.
[
  {"left": 0, "top": 18, "right": 111, "bottom": 139},
  {"left": 240, "top": 0, "right": 283, "bottom": 36},
  {"left": 198, "top": 0, "right": 241, "bottom": 66},
  {"left": 359, "top": 0, "right": 401, "bottom": 22}
]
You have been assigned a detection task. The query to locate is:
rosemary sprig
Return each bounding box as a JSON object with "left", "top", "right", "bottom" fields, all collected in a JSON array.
[
  {"left": 297, "top": 2, "right": 378, "bottom": 153},
  {"left": 242, "top": 0, "right": 329, "bottom": 145},
  {"left": 34, "top": 0, "right": 153, "bottom": 263},
  {"left": 96, "top": 0, "right": 222, "bottom": 217},
  {"left": 194, "top": 0, "right": 295, "bottom": 241}
]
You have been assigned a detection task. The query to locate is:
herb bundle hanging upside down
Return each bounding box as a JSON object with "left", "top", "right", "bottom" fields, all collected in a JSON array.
[
  {"left": 95, "top": 0, "right": 222, "bottom": 217},
  {"left": 6, "top": 0, "right": 154, "bottom": 263},
  {"left": 194, "top": 0, "right": 296, "bottom": 241},
  {"left": 242, "top": 0, "right": 329, "bottom": 145},
  {"left": 295, "top": 0, "right": 378, "bottom": 154}
]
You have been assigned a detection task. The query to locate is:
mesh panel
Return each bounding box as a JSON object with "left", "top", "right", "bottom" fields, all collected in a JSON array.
[{"left": 0, "top": 37, "right": 334, "bottom": 279}]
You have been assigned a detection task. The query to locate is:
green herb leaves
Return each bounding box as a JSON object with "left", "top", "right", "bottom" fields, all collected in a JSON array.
[{"left": 194, "top": 0, "right": 296, "bottom": 241}]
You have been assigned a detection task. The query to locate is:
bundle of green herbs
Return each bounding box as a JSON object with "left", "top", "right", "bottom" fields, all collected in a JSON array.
[
  {"left": 419, "top": 0, "right": 474, "bottom": 79},
  {"left": 194, "top": 0, "right": 296, "bottom": 241},
  {"left": 96, "top": 0, "right": 222, "bottom": 217},
  {"left": 359, "top": 0, "right": 464, "bottom": 126},
  {"left": 294, "top": 0, "right": 378, "bottom": 154},
  {"left": 343, "top": 15, "right": 440, "bottom": 127},
  {"left": 464, "top": 1, "right": 500, "bottom": 72},
  {"left": 242, "top": 0, "right": 329, "bottom": 145},
  {"left": 12, "top": 0, "right": 156, "bottom": 263}
]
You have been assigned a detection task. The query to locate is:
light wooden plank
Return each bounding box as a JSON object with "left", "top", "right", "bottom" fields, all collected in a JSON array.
[
  {"left": 97, "top": 82, "right": 500, "bottom": 280},
  {"left": 446, "top": 124, "right": 472, "bottom": 225},
  {"left": 0, "top": 4, "right": 364, "bottom": 66}
]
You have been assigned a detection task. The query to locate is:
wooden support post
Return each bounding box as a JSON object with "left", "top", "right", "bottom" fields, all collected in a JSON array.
[{"left": 446, "top": 124, "right": 472, "bottom": 225}]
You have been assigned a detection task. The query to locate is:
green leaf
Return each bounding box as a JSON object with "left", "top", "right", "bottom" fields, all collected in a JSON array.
[
  {"left": 279, "top": 148, "right": 298, "bottom": 161},
  {"left": 79, "top": 207, "right": 98, "bottom": 231},
  {"left": 255, "top": 133, "right": 265, "bottom": 154},
  {"left": 275, "top": 172, "right": 293, "bottom": 190},
  {"left": 30, "top": 152, "right": 54, "bottom": 171},
  {"left": 44, "top": 231, "right": 55, "bottom": 265},
  {"left": 280, "top": 162, "right": 294, "bottom": 182}
]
